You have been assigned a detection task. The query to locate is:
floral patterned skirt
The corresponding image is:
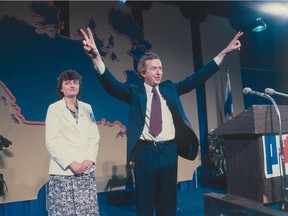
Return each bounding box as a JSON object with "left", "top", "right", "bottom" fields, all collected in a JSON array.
[{"left": 48, "top": 171, "right": 99, "bottom": 216}]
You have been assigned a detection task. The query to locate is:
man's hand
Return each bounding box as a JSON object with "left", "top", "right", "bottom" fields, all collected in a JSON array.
[
  {"left": 225, "top": 31, "right": 243, "bottom": 53},
  {"left": 80, "top": 27, "right": 105, "bottom": 73},
  {"left": 216, "top": 31, "right": 244, "bottom": 63}
]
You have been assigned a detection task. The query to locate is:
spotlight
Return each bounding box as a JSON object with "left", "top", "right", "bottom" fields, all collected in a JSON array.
[
  {"left": 119, "top": 0, "right": 127, "bottom": 3},
  {"left": 252, "top": 17, "right": 267, "bottom": 32}
]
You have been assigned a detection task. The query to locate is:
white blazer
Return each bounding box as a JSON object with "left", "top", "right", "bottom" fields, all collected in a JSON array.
[{"left": 45, "top": 98, "right": 100, "bottom": 175}]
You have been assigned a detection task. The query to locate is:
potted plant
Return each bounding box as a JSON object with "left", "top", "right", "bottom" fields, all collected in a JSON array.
[{"left": 203, "top": 131, "right": 227, "bottom": 189}]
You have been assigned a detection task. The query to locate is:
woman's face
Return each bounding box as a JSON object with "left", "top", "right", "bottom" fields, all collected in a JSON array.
[{"left": 61, "top": 79, "right": 80, "bottom": 98}]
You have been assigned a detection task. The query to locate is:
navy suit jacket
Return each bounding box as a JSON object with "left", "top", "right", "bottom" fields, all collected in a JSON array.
[{"left": 97, "top": 60, "right": 219, "bottom": 162}]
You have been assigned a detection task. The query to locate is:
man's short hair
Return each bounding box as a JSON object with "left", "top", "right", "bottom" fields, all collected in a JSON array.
[{"left": 137, "top": 52, "right": 160, "bottom": 77}]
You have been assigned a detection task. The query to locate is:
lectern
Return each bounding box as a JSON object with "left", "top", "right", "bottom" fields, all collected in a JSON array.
[{"left": 212, "top": 105, "right": 288, "bottom": 203}]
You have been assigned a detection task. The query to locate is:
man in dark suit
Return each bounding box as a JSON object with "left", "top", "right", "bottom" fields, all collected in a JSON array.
[{"left": 80, "top": 27, "right": 242, "bottom": 216}]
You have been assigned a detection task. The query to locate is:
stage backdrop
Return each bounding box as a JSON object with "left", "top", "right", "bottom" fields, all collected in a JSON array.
[{"left": 0, "top": 1, "right": 242, "bottom": 203}]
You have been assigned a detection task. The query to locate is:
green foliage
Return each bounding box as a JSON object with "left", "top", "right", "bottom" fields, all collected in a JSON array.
[{"left": 207, "top": 132, "right": 226, "bottom": 177}]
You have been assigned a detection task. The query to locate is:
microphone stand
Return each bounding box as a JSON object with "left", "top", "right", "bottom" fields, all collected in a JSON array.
[
  {"left": 275, "top": 92, "right": 288, "bottom": 98},
  {"left": 264, "top": 94, "right": 288, "bottom": 212}
]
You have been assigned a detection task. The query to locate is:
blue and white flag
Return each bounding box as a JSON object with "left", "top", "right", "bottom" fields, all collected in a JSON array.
[{"left": 224, "top": 70, "right": 233, "bottom": 120}]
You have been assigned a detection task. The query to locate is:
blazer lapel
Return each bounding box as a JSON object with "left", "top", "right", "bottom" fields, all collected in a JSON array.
[
  {"left": 59, "top": 99, "right": 80, "bottom": 132},
  {"left": 77, "top": 103, "right": 86, "bottom": 132}
]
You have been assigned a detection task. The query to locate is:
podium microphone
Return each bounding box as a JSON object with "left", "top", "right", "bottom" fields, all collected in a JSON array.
[
  {"left": 244, "top": 87, "right": 288, "bottom": 212},
  {"left": 243, "top": 87, "right": 268, "bottom": 98},
  {"left": 265, "top": 88, "right": 288, "bottom": 98}
]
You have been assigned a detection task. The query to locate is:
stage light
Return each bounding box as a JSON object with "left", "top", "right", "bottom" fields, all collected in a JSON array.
[
  {"left": 259, "top": 3, "right": 288, "bottom": 16},
  {"left": 252, "top": 17, "right": 267, "bottom": 32},
  {"left": 119, "top": 0, "right": 127, "bottom": 4}
]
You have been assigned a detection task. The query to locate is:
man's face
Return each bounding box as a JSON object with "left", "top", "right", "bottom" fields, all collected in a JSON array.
[{"left": 141, "top": 59, "right": 163, "bottom": 87}]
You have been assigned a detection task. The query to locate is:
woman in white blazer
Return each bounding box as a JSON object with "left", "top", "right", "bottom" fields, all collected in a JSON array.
[{"left": 45, "top": 70, "right": 100, "bottom": 216}]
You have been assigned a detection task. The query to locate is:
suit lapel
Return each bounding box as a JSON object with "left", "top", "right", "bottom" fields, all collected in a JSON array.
[
  {"left": 159, "top": 85, "right": 173, "bottom": 106},
  {"left": 138, "top": 86, "right": 147, "bottom": 120}
]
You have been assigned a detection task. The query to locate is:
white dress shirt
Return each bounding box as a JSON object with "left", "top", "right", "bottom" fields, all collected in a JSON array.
[{"left": 140, "top": 83, "right": 175, "bottom": 141}]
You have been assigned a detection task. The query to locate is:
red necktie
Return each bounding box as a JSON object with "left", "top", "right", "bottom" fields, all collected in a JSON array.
[{"left": 150, "top": 87, "right": 162, "bottom": 137}]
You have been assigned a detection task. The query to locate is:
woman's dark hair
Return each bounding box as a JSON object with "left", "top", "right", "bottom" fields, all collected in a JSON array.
[
  {"left": 137, "top": 52, "right": 160, "bottom": 79},
  {"left": 56, "top": 69, "right": 82, "bottom": 98}
]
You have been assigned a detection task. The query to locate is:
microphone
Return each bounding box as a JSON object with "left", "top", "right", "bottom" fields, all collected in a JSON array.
[
  {"left": 244, "top": 87, "right": 288, "bottom": 207},
  {"left": 243, "top": 87, "right": 267, "bottom": 98},
  {"left": 265, "top": 88, "right": 288, "bottom": 98}
]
